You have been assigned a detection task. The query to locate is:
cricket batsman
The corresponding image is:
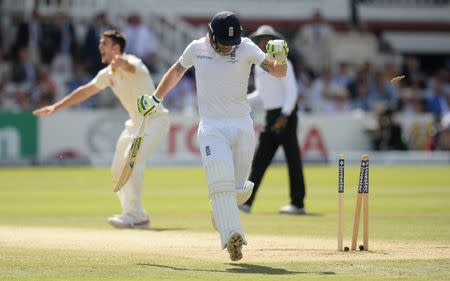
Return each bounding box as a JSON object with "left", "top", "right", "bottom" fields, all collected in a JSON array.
[{"left": 136, "top": 11, "right": 288, "bottom": 261}]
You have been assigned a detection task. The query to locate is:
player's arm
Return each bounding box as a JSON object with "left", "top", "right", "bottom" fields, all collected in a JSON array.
[
  {"left": 260, "top": 59, "right": 287, "bottom": 78},
  {"left": 33, "top": 83, "right": 101, "bottom": 116},
  {"left": 137, "top": 61, "right": 187, "bottom": 116},
  {"left": 111, "top": 55, "right": 136, "bottom": 74},
  {"left": 154, "top": 61, "right": 187, "bottom": 100}
]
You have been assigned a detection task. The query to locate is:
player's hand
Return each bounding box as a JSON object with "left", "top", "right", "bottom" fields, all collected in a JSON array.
[
  {"left": 110, "top": 55, "right": 126, "bottom": 72},
  {"left": 33, "top": 105, "right": 56, "bottom": 116},
  {"left": 137, "top": 94, "right": 161, "bottom": 116},
  {"left": 271, "top": 114, "right": 289, "bottom": 134},
  {"left": 266, "top": 39, "right": 289, "bottom": 64}
]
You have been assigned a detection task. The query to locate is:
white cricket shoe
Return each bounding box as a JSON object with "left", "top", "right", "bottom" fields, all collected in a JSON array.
[
  {"left": 279, "top": 204, "right": 306, "bottom": 215},
  {"left": 107, "top": 214, "right": 150, "bottom": 229},
  {"left": 236, "top": 181, "right": 254, "bottom": 205},
  {"left": 226, "top": 232, "right": 245, "bottom": 261}
]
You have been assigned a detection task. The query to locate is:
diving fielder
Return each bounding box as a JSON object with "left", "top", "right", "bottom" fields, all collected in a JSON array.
[
  {"left": 137, "top": 11, "right": 288, "bottom": 261},
  {"left": 33, "top": 30, "right": 169, "bottom": 229}
]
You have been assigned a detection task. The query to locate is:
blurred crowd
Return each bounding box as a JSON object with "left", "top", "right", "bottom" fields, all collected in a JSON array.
[
  {"left": 1, "top": 9, "right": 449, "bottom": 150},
  {"left": 0, "top": 10, "right": 161, "bottom": 111}
]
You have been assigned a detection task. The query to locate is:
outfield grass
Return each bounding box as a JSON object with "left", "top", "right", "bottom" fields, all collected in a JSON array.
[{"left": 0, "top": 165, "right": 449, "bottom": 280}]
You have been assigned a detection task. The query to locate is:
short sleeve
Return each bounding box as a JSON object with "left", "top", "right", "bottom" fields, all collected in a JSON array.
[
  {"left": 91, "top": 68, "right": 110, "bottom": 90},
  {"left": 178, "top": 41, "right": 195, "bottom": 68},
  {"left": 246, "top": 39, "right": 266, "bottom": 66}
]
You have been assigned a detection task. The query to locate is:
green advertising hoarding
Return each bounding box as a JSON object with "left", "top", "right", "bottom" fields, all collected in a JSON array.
[{"left": 0, "top": 112, "right": 37, "bottom": 160}]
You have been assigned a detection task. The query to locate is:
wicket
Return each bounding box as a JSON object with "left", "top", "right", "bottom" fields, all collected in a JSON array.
[{"left": 338, "top": 154, "right": 370, "bottom": 251}]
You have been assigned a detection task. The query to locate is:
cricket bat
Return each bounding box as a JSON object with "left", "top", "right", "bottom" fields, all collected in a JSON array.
[{"left": 113, "top": 116, "right": 149, "bottom": 192}]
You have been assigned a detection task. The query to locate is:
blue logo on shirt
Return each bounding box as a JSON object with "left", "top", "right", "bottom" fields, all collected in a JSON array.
[
  {"left": 227, "top": 48, "right": 239, "bottom": 63},
  {"left": 197, "top": 55, "right": 213, "bottom": 60}
]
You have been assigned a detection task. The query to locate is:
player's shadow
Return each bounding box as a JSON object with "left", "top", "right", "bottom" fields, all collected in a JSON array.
[
  {"left": 256, "top": 212, "right": 324, "bottom": 217},
  {"left": 137, "top": 263, "right": 335, "bottom": 275},
  {"left": 227, "top": 263, "right": 334, "bottom": 275},
  {"left": 137, "top": 227, "right": 185, "bottom": 232}
]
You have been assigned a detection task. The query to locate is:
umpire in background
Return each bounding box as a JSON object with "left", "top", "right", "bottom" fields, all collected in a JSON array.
[{"left": 240, "top": 25, "right": 307, "bottom": 215}]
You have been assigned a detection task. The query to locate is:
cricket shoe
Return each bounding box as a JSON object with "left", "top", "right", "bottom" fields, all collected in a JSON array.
[
  {"left": 107, "top": 214, "right": 150, "bottom": 229},
  {"left": 226, "top": 232, "right": 245, "bottom": 261},
  {"left": 236, "top": 181, "right": 254, "bottom": 205},
  {"left": 279, "top": 204, "right": 306, "bottom": 215},
  {"left": 238, "top": 204, "right": 251, "bottom": 214}
]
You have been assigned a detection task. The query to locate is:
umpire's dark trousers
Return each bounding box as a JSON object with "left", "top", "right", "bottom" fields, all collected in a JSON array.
[{"left": 246, "top": 108, "right": 306, "bottom": 208}]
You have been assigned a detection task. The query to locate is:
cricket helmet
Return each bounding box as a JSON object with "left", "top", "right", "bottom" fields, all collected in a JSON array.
[{"left": 208, "top": 11, "right": 242, "bottom": 46}]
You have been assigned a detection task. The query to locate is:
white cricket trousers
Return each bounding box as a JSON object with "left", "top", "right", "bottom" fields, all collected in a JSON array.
[
  {"left": 111, "top": 113, "right": 170, "bottom": 220},
  {"left": 198, "top": 116, "right": 256, "bottom": 248}
]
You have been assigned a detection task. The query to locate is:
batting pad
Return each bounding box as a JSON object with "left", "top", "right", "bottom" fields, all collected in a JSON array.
[
  {"left": 205, "top": 160, "right": 247, "bottom": 249},
  {"left": 236, "top": 181, "right": 254, "bottom": 205},
  {"left": 211, "top": 191, "right": 246, "bottom": 249}
]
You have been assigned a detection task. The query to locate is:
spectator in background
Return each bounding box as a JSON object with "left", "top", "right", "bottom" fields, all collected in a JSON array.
[
  {"left": 372, "top": 108, "right": 407, "bottom": 151},
  {"left": 83, "top": 12, "right": 111, "bottom": 76},
  {"left": 51, "top": 11, "right": 79, "bottom": 76},
  {"left": 66, "top": 64, "right": 97, "bottom": 109},
  {"left": 124, "top": 13, "right": 159, "bottom": 74},
  {"left": 348, "top": 65, "right": 371, "bottom": 111},
  {"left": 11, "top": 87, "right": 32, "bottom": 111},
  {"left": 369, "top": 71, "right": 397, "bottom": 110},
  {"left": 427, "top": 75, "right": 450, "bottom": 117},
  {"left": 397, "top": 88, "right": 426, "bottom": 116},
  {"left": 32, "top": 66, "right": 57, "bottom": 108},
  {"left": 0, "top": 49, "right": 13, "bottom": 111},
  {"left": 293, "top": 9, "right": 334, "bottom": 75},
  {"left": 401, "top": 55, "right": 426, "bottom": 89},
  {"left": 322, "top": 87, "right": 351, "bottom": 113},
  {"left": 309, "top": 68, "right": 341, "bottom": 112},
  {"left": 11, "top": 47, "right": 37, "bottom": 90},
  {"left": 13, "top": 9, "right": 43, "bottom": 63},
  {"left": 332, "top": 61, "right": 351, "bottom": 88},
  {"left": 294, "top": 58, "right": 314, "bottom": 112},
  {"left": 9, "top": 48, "right": 34, "bottom": 111},
  {"left": 0, "top": 48, "right": 9, "bottom": 93}
]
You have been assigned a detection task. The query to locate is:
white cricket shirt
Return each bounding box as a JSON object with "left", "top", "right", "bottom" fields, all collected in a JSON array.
[
  {"left": 249, "top": 60, "right": 298, "bottom": 115},
  {"left": 179, "top": 37, "right": 266, "bottom": 120},
  {"left": 91, "top": 54, "right": 167, "bottom": 121}
]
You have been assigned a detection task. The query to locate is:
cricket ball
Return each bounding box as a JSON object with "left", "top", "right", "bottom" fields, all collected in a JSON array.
[
  {"left": 344, "top": 246, "right": 349, "bottom": 252},
  {"left": 359, "top": 245, "right": 365, "bottom": 251}
]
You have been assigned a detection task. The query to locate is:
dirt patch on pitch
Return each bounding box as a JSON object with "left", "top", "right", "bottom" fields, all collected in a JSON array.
[{"left": 0, "top": 225, "right": 448, "bottom": 262}]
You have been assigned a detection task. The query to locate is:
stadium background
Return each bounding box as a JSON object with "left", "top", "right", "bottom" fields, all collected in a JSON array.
[{"left": 1, "top": 0, "right": 449, "bottom": 166}]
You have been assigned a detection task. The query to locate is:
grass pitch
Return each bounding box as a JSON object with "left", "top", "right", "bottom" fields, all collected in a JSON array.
[{"left": 0, "top": 165, "right": 449, "bottom": 280}]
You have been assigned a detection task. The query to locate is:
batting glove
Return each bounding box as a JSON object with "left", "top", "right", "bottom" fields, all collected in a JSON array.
[
  {"left": 137, "top": 94, "right": 161, "bottom": 116},
  {"left": 266, "top": 39, "right": 289, "bottom": 64}
]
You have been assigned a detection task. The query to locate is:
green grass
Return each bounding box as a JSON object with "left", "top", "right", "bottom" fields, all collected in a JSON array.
[{"left": 0, "top": 165, "right": 449, "bottom": 280}]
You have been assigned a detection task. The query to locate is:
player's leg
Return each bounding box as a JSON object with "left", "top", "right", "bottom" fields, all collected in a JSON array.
[
  {"left": 198, "top": 126, "right": 246, "bottom": 261},
  {"left": 110, "top": 114, "right": 170, "bottom": 228},
  {"left": 232, "top": 118, "right": 257, "bottom": 206}
]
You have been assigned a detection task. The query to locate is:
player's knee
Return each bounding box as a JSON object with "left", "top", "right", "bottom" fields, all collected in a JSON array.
[{"left": 204, "top": 160, "right": 235, "bottom": 195}]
